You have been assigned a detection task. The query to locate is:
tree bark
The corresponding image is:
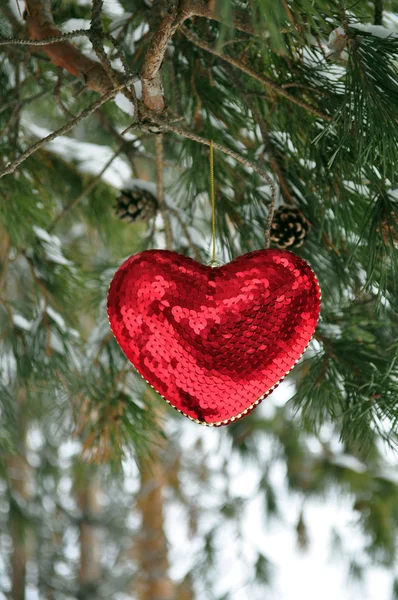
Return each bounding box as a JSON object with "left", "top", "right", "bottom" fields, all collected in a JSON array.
[
  {"left": 135, "top": 455, "right": 175, "bottom": 600},
  {"left": 7, "top": 391, "right": 30, "bottom": 600},
  {"left": 25, "top": 0, "right": 112, "bottom": 93},
  {"left": 8, "top": 455, "right": 29, "bottom": 600},
  {"left": 133, "top": 399, "right": 174, "bottom": 600},
  {"left": 75, "top": 473, "right": 102, "bottom": 597}
]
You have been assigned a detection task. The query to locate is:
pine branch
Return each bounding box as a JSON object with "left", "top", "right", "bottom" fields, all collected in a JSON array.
[
  {"left": 139, "top": 119, "right": 277, "bottom": 218},
  {"left": 0, "top": 29, "right": 90, "bottom": 45},
  {"left": 0, "top": 76, "right": 138, "bottom": 179},
  {"left": 318, "top": 29, "right": 398, "bottom": 176},
  {"left": 24, "top": 254, "right": 64, "bottom": 312},
  {"left": 53, "top": 68, "right": 75, "bottom": 118},
  {"left": 0, "top": 234, "right": 10, "bottom": 295},
  {"left": 140, "top": 0, "right": 258, "bottom": 112},
  {"left": 263, "top": 161, "right": 276, "bottom": 249},
  {"left": 89, "top": 0, "right": 137, "bottom": 109},
  {"left": 141, "top": 5, "right": 190, "bottom": 112},
  {"left": 180, "top": 25, "right": 332, "bottom": 121},
  {"left": 89, "top": 0, "right": 119, "bottom": 90},
  {"left": 49, "top": 149, "right": 122, "bottom": 231},
  {"left": 25, "top": 0, "right": 112, "bottom": 93},
  {"left": 229, "top": 72, "right": 284, "bottom": 244}
]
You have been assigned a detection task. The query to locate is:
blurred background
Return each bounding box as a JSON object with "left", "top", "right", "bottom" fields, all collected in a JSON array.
[{"left": 2, "top": 0, "right": 398, "bottom": 598}]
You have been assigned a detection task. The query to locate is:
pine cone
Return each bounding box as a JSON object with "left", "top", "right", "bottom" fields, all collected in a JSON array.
[
  {"left": 270, "top": 206, "right": 310, "bottom": 249},
  {"left": 115, "top": 187, "right": 158, "bottom": 223}
]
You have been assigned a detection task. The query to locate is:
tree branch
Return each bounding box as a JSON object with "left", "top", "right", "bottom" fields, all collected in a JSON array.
[
  {"left": 49, "top": 149, "right": 122, "bottom": 231},
  {"left": 180, "top": 25, "right": 332, "bottom": 121},
  {"left": 140, "top": 0, "right": 256, "bottom": 112},
  {"left": 239, "top": 87, "right": 279, "bottom": 246},
  {"left": 89, "top": 0, "right": 138, "bottom": 109},
  {"left": 0, "top": 76, "right": 138, "bottom": 179},
  {"left": 25, "top": 0, "right": 112, "bottom": 93},
  {"left": 0, "top": 29, "right": 90, "bottom": 45},
  {"left": 138, "top": 119, "right": 277, "bottom": 237},
  {"left": 141, "top": 6, "right": 191, "bottom": 112}
]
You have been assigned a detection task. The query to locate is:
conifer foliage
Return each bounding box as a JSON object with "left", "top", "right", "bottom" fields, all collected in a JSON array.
[{"left": 2, "top": 0, "right": 398, "bottom": 598}]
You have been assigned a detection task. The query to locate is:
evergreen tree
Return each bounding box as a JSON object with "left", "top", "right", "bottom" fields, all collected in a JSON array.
[{"left": 2, "top": 0, "right": 398, "bottom": 598}]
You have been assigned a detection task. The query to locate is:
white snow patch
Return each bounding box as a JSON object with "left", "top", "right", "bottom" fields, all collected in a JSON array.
[
  {"left": 330, "top": 454, "right": 367, "bottom": 473},
  {"left": 132, "top": 22, "right": 150, "bottom": 41},
  {"left": 33, "top": 226, "right": 72, "bottom": 266},
  {"left": 351, "top": 22, "right": 398, "bottom": 38},
  {"left": 123, "top": 179, "right": 157, "bottom": 196},
  {"left": 12, "top": 314, "right": 32, "bottom": 331},
  {"left": 60, "top": 19, "right": 90, "bottom": 33},
  {"left": 134, "top": 80, "right": 143, "bottom": 100},
  {"left": 46, "top": 306, "right": 67, "bottom": 331},
  {"left": 114, "top": 93, "right": 135, "bottom": 115},
  {"left": 384, "top": 11, "right": 398, "bottom": 29},
  {"left": 33, "top": 226, "right": 56, "bottom": 244},
  {"left": 103, "top": 0, "right": 125, "bottom": 17}
]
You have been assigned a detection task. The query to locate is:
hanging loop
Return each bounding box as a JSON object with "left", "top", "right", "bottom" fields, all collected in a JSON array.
[{"left": 210, "top": 139, "right": 217, "bottom": 264}]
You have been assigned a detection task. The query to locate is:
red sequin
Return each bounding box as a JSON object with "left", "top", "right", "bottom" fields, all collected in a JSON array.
[{"left": 107, "top": 249, "right": 321, "bottom": 426}]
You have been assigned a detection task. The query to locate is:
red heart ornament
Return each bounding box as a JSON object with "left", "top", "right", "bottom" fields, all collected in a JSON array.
[{"left": 108, "top": 249, "right": 321, "bottom": 426}]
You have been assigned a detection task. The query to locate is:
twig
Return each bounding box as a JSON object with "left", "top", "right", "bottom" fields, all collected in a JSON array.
[
  {"left": 167, "top": 53, "right": 183, "bottom": 116},
  {"left": 140, "top": 119, "right": 276, "bottom": 192},
  {"left": 263, "top": 189, "right": 276, "bottom": 249},
  {"left": 24, "top": 255, "right": 64, "bottom": 312},
  {"left": 92, "top": 331, "right": 114, "bottom": 366},
  {"left": 281, "top": 0, "right": 295, "bottom": 26},
  {"left": 180, "top": 25, "right": 331, "bottom": 121},
  {"left": 89, "top": 0, "right": 119, "bottom": 91},
  {"left": 89, "top": 0, "right": 137, "bottom": 109},
  {"left": 0, "top": 100, "right": 21, "bottom": 138},
  {"left": 134, "top": 151, "right": 184, "bottom": 169},
  {"left": 54, "top": 68, "right": 75, "bottom": 118},
  {"left": 107, "top": 33, "right": 132, "bottom": 77},
  {"left": 0, "top": 29, "right": 90, "bottom": 45},
  {"left": 236, "top": 81, "right": 286, "bottom": 243},
  {"left": 220, "top": 36, "right": 250, "bottom": 48},
  {"left": 49, "top": 149, "right": 122, "bottom": 231},
  {"left": 97, "top": 111, "right": 153, "bottom": 176},
  {"left": 139, "top": 117, "right": 277, "bottom": 248},
  {"left": 0, "top": 90, "right": 48, "bottom": 117},
  {"left": 156, "top": 135, "right": 173, "bottom": 250},
  {"left": 0, "top": 75, "right": 138, "bottom": 179},
  {"left": 107, "top": 33, "right": 140, "bottom": 116},
  {"left": 0, "top": 235, "right": 11, "bottom": 294}
]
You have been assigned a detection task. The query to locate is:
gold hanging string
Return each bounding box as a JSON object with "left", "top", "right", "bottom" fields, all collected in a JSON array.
[{"left": 210, "top": 139, "right": 217, "bottom": 263}]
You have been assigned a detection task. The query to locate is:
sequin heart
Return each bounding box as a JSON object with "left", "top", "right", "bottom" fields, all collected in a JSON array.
[{"left": 107, "top": 249, "right": 321, "bottom": 426}]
